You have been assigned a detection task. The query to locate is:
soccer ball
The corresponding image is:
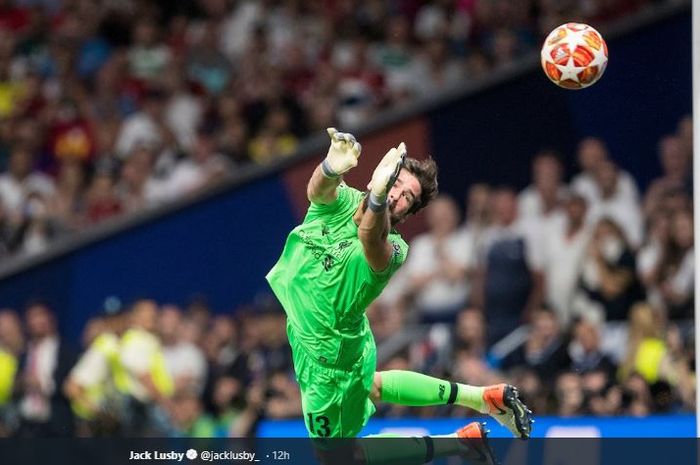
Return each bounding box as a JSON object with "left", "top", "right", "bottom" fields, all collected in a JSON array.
[{"left": 540, "top": 23, "right": 608, "bottom": 89}]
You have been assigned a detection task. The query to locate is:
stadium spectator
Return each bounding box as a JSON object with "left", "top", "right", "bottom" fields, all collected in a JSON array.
[
  {"left": 63, "top": 300, "right": 125, "bottom": 436},
  {"left": 554, "top": 371, "right": 585, "bottom": 417},
  {"left": 451, "top": 307, "right": 488, "bottom": 358},
  {"left": 83, "top": 169, "right": 122, "bottom": 224},
  {"left": 160, "top": 128, "right": 233, "bottom": 201},
  {"left": 575, "top": 217, "right": 645, "bottom": 322},
  {"left": 365, "top": 300, "right": 407, "bottom": 345},
  {"left": 489, "top": 27, "right": 521, "bottom": 68},
  {"left": 159, "top": 306, "right": 208, "bottom": 396},
  {"left": 16, "top": 301, "right": 77, "bottom": 437},
  {"left": 542, "top": 194, "right": 590, "bottom": 325},
  {"left": 0, "top": 309, "right": 22, "bottom": 356},
  {"left": 619, "top": 303, "right": 669, "bottom": 384},
  {"left": 570, "top": 137, "right": 639, "bottom": 208},
  {"left": 203, "top": 315, "right": 251, "bottom": 387},
  {"left": 402, "top": 195, "right": 473, "bottom": 323},
  {"left": 474, "top": 187, "right": 544, "bottom": 345},
  {"left": 256, "top": 309, "right": 293, "bottom": 376},
  {"left": 162, "top": 62, "right": 204, "bottom": 153},
  {"left": 204, "top": 375, "right": 248, "bottom": 437},
  {"left": 46, "top": 160, "right": 84, "bottom": 231},
  {"left": 644, "top": 135, "right": 692, "bottom": 218},
  {"left": 127, "top": 18, "right": 171, "bottom": 84},
  {"left": 656, "top": 209, "right": 694, "bottom": 320},
  {"left": 637, "top": 210, "right": 671, "bottom": 298},
  {"left": 114, "top": 88, "right": 169, "bottom": 160},
  {"left": 116, "top": 145, "right": 159, "bottom": 211},
  {"left": 451, "top": 348, "right": 502, "bottom": 400},
  {"left": 185, "top": 20, "right": 233, "bottom": 97},
  {"left": 663, "top": 323, "right": 696, "bottom": 410},
  {"left": 0, "top": 54, "right": 22, "bottom": 118},
  {"left": 453, "top": 184, "right": 492, "bottom": 301},
  {"left": 500, "top": 307, "right": 570, "bottom": 380},
  {"left": 0, "top": 145, "right": 55, "bottom": 218},
  {"left": 587, "top": 160, "right": 644, "bottom": 248},
  {"left": 518, "top": 150, "right": 567, "bottom": 227},
  {"left": 247, "top": 105, "right": 299, "bottom": 165},
  {"left": 581, "top": 368, "right": 622, "bottom": 415},
  {"left": 333, "top": 35, "right": 386, "bottom": 128},
  {"left": 374, "top": 14, "right": 422, "bottom": 103},
  {"left": 170, "top": 390, "right": 210, "bottom": 437},
  {"left": 215, "top": 112, "right": 250, "bottom": 165},
  {"left": 676, "top": 114, "right": 693, "bottom": 159},
  {"left": 12, "top": 189, "right": 64, "bottom": 256},
  {"left": 118, "top": 299, "right": 173, "bottom": 436},
  {"left": 461, "top": 183, "right": 491, "bottom": 239},
  {"left": 622, "top": 372, "right": 653, "bottom": 416},
  {"left": 0, "top": 310, "right": 19, "bottom": 426},
  {"left": 46, "top": 98, "right": 96, "bottom": 168},
  {"left": 259, "top": 370, "right": 302, "bottom": 420},
  {"left": 0, "top": 200, "right": 13, "bottom": 257},
  {"left": 413, "top": 37, "right": 465, "bottom": 95},
  {"left": 567, "top": 317, "right": 616, "bottom": 376}
]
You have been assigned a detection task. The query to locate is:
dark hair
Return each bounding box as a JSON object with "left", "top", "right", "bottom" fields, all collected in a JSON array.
[
  {"left": 595, "top": 216, "right": 628, "bottom": 244},
  {"left": 403, "top": 157, "right": 438, "bottom": 214},
  {"left": 533, "top": 148, "right": 562, "bottom": 163},
  {"left": 24, "top": 298, "right": 51, "bottom": 312}
]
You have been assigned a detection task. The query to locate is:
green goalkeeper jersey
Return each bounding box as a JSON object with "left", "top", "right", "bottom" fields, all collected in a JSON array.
[{"left": 266, "top": 183, "right": 408, "bottom": 368}]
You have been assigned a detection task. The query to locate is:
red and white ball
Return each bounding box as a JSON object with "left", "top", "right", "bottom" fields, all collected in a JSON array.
[{"left": 540, "top": 23, "right": 608, "bottom": 89}]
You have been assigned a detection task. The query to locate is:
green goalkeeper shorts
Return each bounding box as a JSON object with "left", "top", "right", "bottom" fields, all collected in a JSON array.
[{"left": 289, "top": 329, "right": 377, "bottom": 438}]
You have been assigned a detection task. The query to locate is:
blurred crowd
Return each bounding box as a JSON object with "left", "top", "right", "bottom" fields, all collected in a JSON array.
[
  {"left": 0, "top": 0, "right": 666, "bottom": 258},
  {"left": 0, "top": 0, "right": 693, "bottom": 439},
  {"left": 370, "top": 114, "right": 695, "bottom": 419},
  {"left": 0, "top": 115, "right": 694, "bottom": 438},
  {"left": 0, "top": 298, "right": 298, "bottom": 437}
]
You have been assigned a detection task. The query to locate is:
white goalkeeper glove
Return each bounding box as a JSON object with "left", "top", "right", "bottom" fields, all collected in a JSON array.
[
  {"left": 321, "top": 127, "right": 362, "bottom": 178},
  {"left": 368, "top": 142, "right": 406, "bottom": 211}
]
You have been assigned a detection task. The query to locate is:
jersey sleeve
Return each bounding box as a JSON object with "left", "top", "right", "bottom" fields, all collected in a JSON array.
[
  {"left": 306, "top": 183, "right": 362, "bottom": 221},
  {"left": 368, "top": 235, "right": 409, "bottom": 283}
]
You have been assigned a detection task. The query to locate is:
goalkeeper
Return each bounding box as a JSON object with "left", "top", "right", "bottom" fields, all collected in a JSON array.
[{"left": 266, "top": 129, "right": 532, "bottom": 463}]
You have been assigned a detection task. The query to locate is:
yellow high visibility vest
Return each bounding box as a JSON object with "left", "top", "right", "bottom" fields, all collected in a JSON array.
[
  {"left": 71, "top": 333, "right": 126, "bottom": 419},
  {"left": 0, "top": 349, "right": 17, "bottom": 406},
  {"left": 120, "top": 329, "right": 174, "bottom": 399},
  {"left": 635, "top": 338, "right": 667, "bottom": 383}
]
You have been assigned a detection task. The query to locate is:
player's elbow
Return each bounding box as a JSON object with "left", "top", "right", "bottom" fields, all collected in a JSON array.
[
  {"left": 306, "top": 182, "right": 319, "bottom": 203},
  {"left": 307, "top": 183, "right": 335, "bottom": 205}
]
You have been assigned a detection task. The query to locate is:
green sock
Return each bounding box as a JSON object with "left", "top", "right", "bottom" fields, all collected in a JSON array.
[
  {"left": 359, "top": 435, "right": 462, "bottom": 464},
  {"left": 379, "top": 370, "right": 486, "bottom": 412}
]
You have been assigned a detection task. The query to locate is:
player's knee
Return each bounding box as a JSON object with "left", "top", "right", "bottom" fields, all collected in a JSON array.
[{"left": 370, "top": 372, "right": 382, "bottom": 402}]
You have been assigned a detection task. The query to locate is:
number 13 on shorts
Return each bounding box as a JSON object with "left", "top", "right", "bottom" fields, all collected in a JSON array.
[{"left": 307, "top": 413, "right": 331, "bottom": 437}]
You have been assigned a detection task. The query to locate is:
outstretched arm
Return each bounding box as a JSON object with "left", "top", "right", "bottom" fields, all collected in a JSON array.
[
  {"left": 307, "top": 128, "right": 362, "bottom": 204},
  {"left": 358, "top": 200, "right": 393, "bottom": 272},
  {"left": 358, "top": 143, "right": 406, "bottom": 272}
]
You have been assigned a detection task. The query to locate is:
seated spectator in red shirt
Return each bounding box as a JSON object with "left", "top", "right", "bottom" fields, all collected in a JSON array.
[{"left": 84, "top": 170, "right": 122, "bottom": 224}]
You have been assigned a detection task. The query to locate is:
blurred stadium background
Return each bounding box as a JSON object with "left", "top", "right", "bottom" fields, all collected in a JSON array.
[{"left": 0, "top": 0, "right": 693, "bottom": 439}]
